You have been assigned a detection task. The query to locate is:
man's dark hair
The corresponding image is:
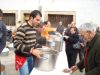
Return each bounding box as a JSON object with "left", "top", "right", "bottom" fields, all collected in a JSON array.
[
  {"left": 0, "top": 9, "right": 3, "bottom": 17},
  {"left": 29, "top": 10, "right": 42, "bottom": 19}
]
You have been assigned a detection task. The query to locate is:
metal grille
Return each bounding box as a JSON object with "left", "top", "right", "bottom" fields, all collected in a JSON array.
[
  {"left": 3, "top": 13, "right": 16, "bottom": 26},
  {"left": 48, "top": 14, "right": 73, "bottom": 27}
]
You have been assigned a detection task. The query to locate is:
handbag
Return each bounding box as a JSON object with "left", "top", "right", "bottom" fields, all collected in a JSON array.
[{"left": 73, "top": 41, "right": 81, "bottom": 49}]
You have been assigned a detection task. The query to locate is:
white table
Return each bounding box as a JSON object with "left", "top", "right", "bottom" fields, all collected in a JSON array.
[{"left": 30, "top": 42, "right": 70, "bottom": 75}]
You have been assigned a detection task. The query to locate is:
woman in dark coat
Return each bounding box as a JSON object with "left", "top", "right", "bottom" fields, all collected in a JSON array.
[{"left": 64, "top": 27, "right": 79, "bottom": 68}]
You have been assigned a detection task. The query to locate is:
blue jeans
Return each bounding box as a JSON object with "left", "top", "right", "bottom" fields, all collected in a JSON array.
[{"left": 19, "top": 57, "right": 35, "bottom": 75}]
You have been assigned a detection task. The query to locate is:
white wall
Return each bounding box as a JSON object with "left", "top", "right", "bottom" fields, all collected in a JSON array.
[
  {"left": 42, "top": 0, "right": 100, "bottom": 27},
  {"left": 0, "top": 0, "right": 100, "bottom": 27}
]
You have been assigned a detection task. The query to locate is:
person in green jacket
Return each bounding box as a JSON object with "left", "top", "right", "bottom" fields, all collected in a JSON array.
[{"left": 63, "top": 22, "right": 100, "bottom": 75}]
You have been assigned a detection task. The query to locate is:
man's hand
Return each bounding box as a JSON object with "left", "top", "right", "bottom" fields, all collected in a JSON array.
[
  {"left": 62, "top": 66, "right": 78, "bottom": 73},
  {"left": 70, "top": 65, "right": 78, "bottom": 73},
  {"left": 80, "top": 43, "right": 85, "bottom": 47},
  {"left": 63, "top": 36, "right": 69, "bottom": 39},
  {"left": 30, "top": 48, "right": 43, "bottom": 59},
  {"left": 62, "top": 68, "right": 71, "bottom": 73}
]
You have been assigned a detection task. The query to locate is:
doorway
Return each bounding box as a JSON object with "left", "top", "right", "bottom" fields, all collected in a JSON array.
[{"left": 48, "top": 14, "right": 73, "bottom": 27}]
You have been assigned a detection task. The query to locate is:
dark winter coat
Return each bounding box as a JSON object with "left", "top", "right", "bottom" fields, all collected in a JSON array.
[
  {"left": 0, "top": 20, "right": 7, "bottom": 53},
  {"left": 64, "top": 33, "right": 79, "bottom": 53},
  {"left": 77, "top": 33, "right": 100, "bottom": 75}
]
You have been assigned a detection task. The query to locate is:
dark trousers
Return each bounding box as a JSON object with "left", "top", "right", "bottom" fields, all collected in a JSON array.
[
  {"left": 66, "top": 52, "right": 78, "bottom": 68},
  {"left": 79, "top": 49, "right": 84, "bottom": 61}
]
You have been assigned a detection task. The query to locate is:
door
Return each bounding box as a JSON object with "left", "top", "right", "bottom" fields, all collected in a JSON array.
[{"left": 48, "top": 14, "right": 73, "bottom": 27}]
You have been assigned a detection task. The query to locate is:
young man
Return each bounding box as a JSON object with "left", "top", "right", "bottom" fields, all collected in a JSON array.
[
  {"left": 0, "top": 9, "right": 7, "bottom": 54},
  {"left": 63, "top": 23, "right": 100, "bottom": 75},
  {"left": 14, "top": 10, "right": 43, "bottom": 75}
]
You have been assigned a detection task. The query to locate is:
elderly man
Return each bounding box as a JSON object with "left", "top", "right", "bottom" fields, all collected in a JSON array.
[{"left": 63, "top": 23, "right": 100, "bottom": 75}]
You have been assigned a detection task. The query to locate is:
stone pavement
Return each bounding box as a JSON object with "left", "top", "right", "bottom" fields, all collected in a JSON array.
[{"left": 0, "top": 50, "right": 19, "bottom": 75}]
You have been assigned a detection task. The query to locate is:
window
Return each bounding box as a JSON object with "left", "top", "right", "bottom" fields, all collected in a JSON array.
[
  {"left": 3, "top": 13, "right": 16, "bottom": 26},
  {"left": 24, "top": 13, "right": 30, "bottom": 22}
]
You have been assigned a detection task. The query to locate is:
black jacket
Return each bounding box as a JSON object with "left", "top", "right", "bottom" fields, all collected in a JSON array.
[
  {"left": 64, "top": 33, "right": 79, "bottom": 53},
  {"left": 0, "top": 20, "right": 7, "bottom": 53}
]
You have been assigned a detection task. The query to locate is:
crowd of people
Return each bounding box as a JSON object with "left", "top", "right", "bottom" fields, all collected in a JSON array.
[{"left": 0, "top": 8, "right": 100, "bottom": 75}]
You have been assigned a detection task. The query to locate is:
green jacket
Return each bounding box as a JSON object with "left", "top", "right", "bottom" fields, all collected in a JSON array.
[{"left": 77, "top": 33, "right": 100, "bottom": 75}]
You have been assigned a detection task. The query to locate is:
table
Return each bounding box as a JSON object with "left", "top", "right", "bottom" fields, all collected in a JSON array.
[{"left": 30, "top": 42, "right": 70, "bottom": 75}]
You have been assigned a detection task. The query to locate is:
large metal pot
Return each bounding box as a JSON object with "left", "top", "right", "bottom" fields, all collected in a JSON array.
[
  {"left": 0, "top": 48, "right": 9, "bottom": 56},
  {"left": 46, "top": 35, "right": 63, "bottom": 52},
  {"left": 53, "top": 36, "right": 63, "bottom": 52},
  {"left": 35, "top": 48, "right": 59, "bottom": 71},
  {"left": 46, "top": 39, "right": 55, "bottom": 49}
]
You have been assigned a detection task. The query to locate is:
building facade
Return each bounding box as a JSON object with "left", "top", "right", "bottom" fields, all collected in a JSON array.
[{"left": 0, "top": 0, "right": 100, "bottom": 28}]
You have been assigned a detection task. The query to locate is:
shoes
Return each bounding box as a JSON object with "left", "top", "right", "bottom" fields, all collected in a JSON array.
[{"left": 63, "top": 68, "right": 71, "bottom": 73}]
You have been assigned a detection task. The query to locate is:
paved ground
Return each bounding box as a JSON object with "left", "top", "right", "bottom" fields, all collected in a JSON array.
[
  {"left": 0, "top": 50, "right": 19, "bottom": 75},
  {"left": 0, "top": 50, "right": 85, "bottom": 75}
]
